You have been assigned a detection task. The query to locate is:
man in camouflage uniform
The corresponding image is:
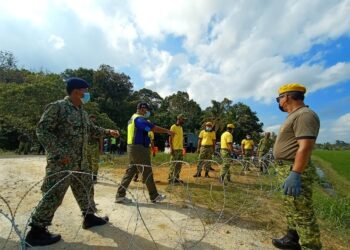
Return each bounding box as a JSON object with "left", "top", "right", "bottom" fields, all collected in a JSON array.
[
  {"left": 193, "top": 122, "right": 216, "bottom": 178},
  {"left": 87, "top": 114, "right": 103, "bottom": 182},
  {"left": 18, "top": 133, "right": 31, "bottom": 155},
  {"left": 168, "top": 114, "right": 186, "bottom": 184},
  {"left": 257, "top": 132, "right": 273, "bottom": 173},
  {"left": 25, "top": 78, "right": 119, "bottom": 247},
  {"left": 272, "top": 83, "right": 322, "bottom": 250},
  {"left": 219, "top": 123, "right": 235, "bottom": 183}
]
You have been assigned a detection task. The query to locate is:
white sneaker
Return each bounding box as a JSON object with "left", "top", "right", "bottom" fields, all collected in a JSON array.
[
  {"left": 152, "top": 194, "right": 166, "bottom": 203},
  {"left": 115, "top": 196, "right": 132, "bottom": 204}
]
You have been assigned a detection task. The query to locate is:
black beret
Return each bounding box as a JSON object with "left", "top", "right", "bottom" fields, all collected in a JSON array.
[
  {"left": 66, "top": 77, "right": 90, "bottom": 91},
  {"left": 137, "top": 102, "right": 150, "bottom": 110}
]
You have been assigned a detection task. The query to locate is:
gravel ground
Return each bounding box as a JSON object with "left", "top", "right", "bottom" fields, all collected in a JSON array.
[{"left": 0, "top": 156, "right": 274, "bottom": 250}]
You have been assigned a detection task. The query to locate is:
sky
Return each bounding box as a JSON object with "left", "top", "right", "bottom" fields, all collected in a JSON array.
[{"left": 0, "top": 0, "right": 349, "bottom": 143}]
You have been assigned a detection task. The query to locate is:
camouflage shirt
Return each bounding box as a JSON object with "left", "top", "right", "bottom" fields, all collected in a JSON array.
[
  {"left": 258, "top": 137, "right": 273, "bottom": 154},
  {"left": 37, "top": 96, "right": 109, "bottom": 171}
]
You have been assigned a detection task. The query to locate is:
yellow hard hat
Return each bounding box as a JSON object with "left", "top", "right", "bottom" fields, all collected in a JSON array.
[
  {"left": 278, "top": 83, "right": 306, "bottom": 95},
  {"left": 205, "top": 122, "right": 213, "bottom": 127},
  {"left": 227, "top": 123, "right": 235, "bottom": 129}
]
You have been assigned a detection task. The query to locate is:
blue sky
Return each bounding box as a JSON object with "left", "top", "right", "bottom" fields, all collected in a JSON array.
[{"left": 0, "top": 0, "right": 350, "bottom": 143}]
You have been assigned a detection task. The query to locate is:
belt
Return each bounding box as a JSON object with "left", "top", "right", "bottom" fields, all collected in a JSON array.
[
  {"left": 275, "top": 159, "right": 294, "bottom": 166},
  {"left": 201, "top": 145, "right": 213, "bottom": 147}
]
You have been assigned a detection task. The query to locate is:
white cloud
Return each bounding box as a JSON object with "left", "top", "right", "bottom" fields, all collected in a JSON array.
[
  {"left": 264, "top": 124, "right": 281, "bottom": 135},
  {"left": 331, "top": 113, "right": 350, "bottom": 142},
  {"left": 48, "top": 35, "right": 65, "bottom": 50},
  {"left": 127, "top": 0, "right": 350, "bottom": 106}
]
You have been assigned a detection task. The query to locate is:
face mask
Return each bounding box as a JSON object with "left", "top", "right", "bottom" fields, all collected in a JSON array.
[
  {"left": 278, "top": 104, "right": 286, "bottom": 112},
  {"left": 81, "top": 92, "right": 90, "bottom": 104},
  {"left": 144, "top": 111, "right": 151, "bottom": 118},
  {"left": 205, "top": 127, "right": 212, "bottom": 131}
]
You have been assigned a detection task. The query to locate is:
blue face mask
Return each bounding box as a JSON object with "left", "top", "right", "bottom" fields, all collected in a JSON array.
[
  {"left": 81, "top": 92, "right": 90, "bottom": 104},
  {"left": 144, "top": 111, "right": 151, "bottom": 118}
]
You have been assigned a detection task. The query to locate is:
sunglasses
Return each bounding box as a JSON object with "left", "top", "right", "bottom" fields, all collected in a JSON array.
[{"left": 276, "top": 94, "right": 288, "bottom": 103}]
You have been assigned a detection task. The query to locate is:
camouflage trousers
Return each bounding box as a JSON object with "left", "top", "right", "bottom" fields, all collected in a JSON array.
[
  {"left": 18, "top": 141, "right": 30, "bottom": 155},
  {"left": 243, "top": 149, "right": 253, "bottom": 160},
  {"left": 276, "top": 161, "right": 322, "bottom": 250},
  {"left": 31, "top": 162, "right": 97, "bottom": 227},
  {"left": 258, "top": 151, "right": 269, "bottom": 172},
  {"left": 117, "top": 145, "right": 159, "bottom": 200},
  {"left": 197, "top": 146, "right": 214, "bottom": 172},
  {"left": 220, "top": 149, "right": 231, "bottom": 178},
  {"left": 168, "top": 149, "right": 183, "bottom": 181},
  {"left": 87, "top": 143, "right": 100, "bottom": 176}
]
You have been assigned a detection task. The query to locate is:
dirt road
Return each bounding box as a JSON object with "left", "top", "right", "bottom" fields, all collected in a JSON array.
[{"left": 0, "top": 156, "right": 274, "bottom": 249}]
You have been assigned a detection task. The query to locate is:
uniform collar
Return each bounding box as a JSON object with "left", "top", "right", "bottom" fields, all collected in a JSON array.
[{"left": 64, "top": 96, "right": 82, "bottom": 110}]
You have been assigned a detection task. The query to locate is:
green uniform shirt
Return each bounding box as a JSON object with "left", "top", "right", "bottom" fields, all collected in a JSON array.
[
  {"left": 37, "top": 96, "right": 109, "bottom": 170},
  {"left": 273, "top": 106, "right": 320, "bottom": 160},
  {"left": 258, "top": 137, "right": 273, "bottom": 155}
]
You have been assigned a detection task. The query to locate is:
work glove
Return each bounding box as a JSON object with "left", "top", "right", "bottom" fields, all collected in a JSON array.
[{"left": 282, "top": 171, "right": 301, "bottom": 196}]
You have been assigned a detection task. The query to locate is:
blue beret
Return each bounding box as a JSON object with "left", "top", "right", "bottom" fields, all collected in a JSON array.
[{"left": 66, "top": 77, "right": 90, "bottom": 91}]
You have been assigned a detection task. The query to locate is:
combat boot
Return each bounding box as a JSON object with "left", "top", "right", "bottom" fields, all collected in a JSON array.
[
  {"left": 93, "top": 175, "right": 97, "bottom": 182},
  {"left": 82, "top": 214, "right": 109, "bottom": 229},
  {"left": 193, "top": 171, "right": 201, "bottom": 177},
  {"left": 204, "top": 171, "right": 210, "bottom": 178},
  {"left": 272, "top": 229, "right": 301, "bottom": 249},
  {"left": 25, "top": 226, "right": 61, "bottom": 247}
]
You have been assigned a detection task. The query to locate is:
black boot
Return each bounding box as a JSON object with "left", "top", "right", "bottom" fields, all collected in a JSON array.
[
  {"left": 205, "top": 171, "right": 210, "bottom": 178},
  {"left": 193, "top": 171, "right": 201, "bottom": 177},
  {"left": 93, "top": 175, "right": 97, "bottom": 182},
  {"left": 227, "top": 175, "right": 232, "bottom": 182},
  {"left": 83, "top": 214, "right": 109, "bottom": 229},
  {"left": 272, "top": 229, "right": 301, "bottom": 249},
  {"left": 219, "top": 175, "right": 225, "bottom": 183},
  {"left": 25, "top": 226, "right": 61, "bottom": 247}
]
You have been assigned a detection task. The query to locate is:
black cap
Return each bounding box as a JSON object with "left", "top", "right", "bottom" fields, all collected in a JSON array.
[
  {"left": 66, "top": 77, "right": 90, "bottom": 94},
  {"left": 137, "top": 102, "right": 150, "bottom": 110}
]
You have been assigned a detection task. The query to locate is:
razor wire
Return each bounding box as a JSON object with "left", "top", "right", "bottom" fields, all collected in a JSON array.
[{"left": 0, "top": 155, "right": 280, "bottom": 250}]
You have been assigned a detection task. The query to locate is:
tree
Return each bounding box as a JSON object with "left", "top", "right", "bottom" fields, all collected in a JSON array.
[
  {"left": 0, "top": 51, "right": 29, "bottom": 83},
  {"left": 0, "top": 74, "right": 66, "bottom": 149},
  {"left": 154, "top": 91, "right": 202, "bottom": 132},
  {"left": 0, "top": 51, "right": 17, "bottom": 70},
  {"left": 202, "top": 98, "right": 233, "bottom": 132},
  {"left": 203, "top": 100, "right": 263, "bottom": 143},
  {"left": 92, "top": 65, "right": 134, "bottom": 127},
  {"left": 131, "top": 88, "right": 163, "bottom": 111},
  {"left": 62, "top": 65, "right": 135, "bottom": 128},
  {"left": 61, "top": 67, "right": 94, "bottom": 86}
]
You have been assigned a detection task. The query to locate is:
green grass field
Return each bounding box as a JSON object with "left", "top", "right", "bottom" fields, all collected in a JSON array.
[
  {"left": 313, "top": 150, "right": 350, "bottom": 180},
  {"left": 100, "top": 152, "right": 199, "bottom": 168},
  {"left": 311, "top": 150, "right": 350, "bottom": 246}
]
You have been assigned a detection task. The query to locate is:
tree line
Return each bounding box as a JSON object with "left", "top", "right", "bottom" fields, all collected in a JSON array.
[{"left": 0, "top": 51, "right": 263, "bottom": 151}]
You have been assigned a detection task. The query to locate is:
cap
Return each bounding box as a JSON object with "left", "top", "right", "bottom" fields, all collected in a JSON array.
[
  {"left": 66, "top": 77, "right": 90, "bottom": 92},
  {"left": 227, "top": 123, "right": 235, "bottom": 129},
  {"left": 205, "top": 122, "right": 213, "bottom": 126},
  {"left": 278, "top": 83, "right": 306, "bottom": 95},
  {"left": 137, "top": 102, "right": 150, "bottom": 110},
  {"left": 177, "top": 114, "right": 186, "bottom": 120}
]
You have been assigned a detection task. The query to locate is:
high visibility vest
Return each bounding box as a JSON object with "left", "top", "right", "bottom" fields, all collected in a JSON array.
[
  {"left": 111, "top": 137, "right": 116, "bottom": 145},
  {"left": 127, "top": 113, "right": 143, "bottom": 145}
]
